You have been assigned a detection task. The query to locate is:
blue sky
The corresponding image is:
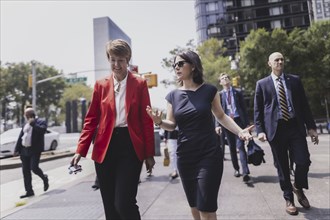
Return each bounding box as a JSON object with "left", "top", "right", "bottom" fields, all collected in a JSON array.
[{"left": 1, "top": 1, "right": 197, "bottom": 109}]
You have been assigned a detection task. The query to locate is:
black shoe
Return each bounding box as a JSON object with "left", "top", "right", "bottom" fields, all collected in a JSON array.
[
  {"left": 43, "top": 174, "right": 49, "bottom": 192},
  {"left": 91, "top": 184, "right": 100, "bottom": 190},
  {"left": 234, "top": 170, "right": 240, "bottom": 177},
  {"left": 170, "top": 172, "right": 179, "bottom": 180},
  {"left": 20, "top": 191, "right": 34, "bottom": 199},
  {"left": 243, "top": 174, "right": 251, "bottom": 183}
]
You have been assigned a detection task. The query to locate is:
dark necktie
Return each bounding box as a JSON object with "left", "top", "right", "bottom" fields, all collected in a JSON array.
[
  {"left": 277, "top": 78, "right": 290, "bottom": 121},
  {"left": 227, "top": 90, "right": 231, "bottom": 105}
]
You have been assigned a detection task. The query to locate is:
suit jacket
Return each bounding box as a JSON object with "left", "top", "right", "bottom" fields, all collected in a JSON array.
[
  {"left": 254, "top": 73, "right": 316, "bottom": 142},
  {"left": 15, "top": 118, "right": 47, "bottom": 154},
  {"left": 217, "top": 87, "right": 249, "bottom": 128},
  {"left": 76, "top": 71, "right": 155, "bottom": 163}
]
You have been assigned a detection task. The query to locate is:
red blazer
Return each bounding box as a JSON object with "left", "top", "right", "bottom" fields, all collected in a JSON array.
[{"left": 76, "top": 71, "right": 155, "bottom": 163}]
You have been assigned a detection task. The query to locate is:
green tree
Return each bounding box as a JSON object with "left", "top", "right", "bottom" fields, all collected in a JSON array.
[
  {"left": 239, "top": 20, "right": 330, "bottom": 117},
  {"left": 0, "top": 61, "right": 66, "bottom": 124}
]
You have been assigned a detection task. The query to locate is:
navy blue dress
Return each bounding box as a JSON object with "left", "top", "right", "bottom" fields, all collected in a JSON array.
[{"left": 165, "top": 83, "right": 223, "bottom": 212}]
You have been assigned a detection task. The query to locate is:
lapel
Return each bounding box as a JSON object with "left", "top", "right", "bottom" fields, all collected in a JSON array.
[
  {"left": 232, "top": 88, "right": 238, "bottom": 106},
  {"left": 283, "top": 73, "right": 292, "bottom": 102},
  {"left": 267, "top": 75, "right": 277, "bottom": 100},
  {"left": 107, "top": 75, "right": 116, "bottom": 118},
  {"left": 220, "top": 90, "right": 226, "bottom": 109},
  {"left": 125, "top": 71, "right": 135, "bottom": 119}
]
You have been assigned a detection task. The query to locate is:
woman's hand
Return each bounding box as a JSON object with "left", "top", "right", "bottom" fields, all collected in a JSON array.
[
  {"left": 146, "top": 105, "right": 163, "bottom": 125},
  {"left": 70, "top": 153, "right": 82, "bottom": 166},
  {"left": 238, "top": 125, "right": 254, "bottom": 141}
]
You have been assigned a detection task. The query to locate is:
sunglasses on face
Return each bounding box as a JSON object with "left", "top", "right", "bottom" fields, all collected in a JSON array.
[{"left": 172, "top": 61, "right": 189, "bottom": 69}]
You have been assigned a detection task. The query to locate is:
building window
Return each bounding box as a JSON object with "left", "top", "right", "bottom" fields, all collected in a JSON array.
[
  {"left": 207, "top": 15, "right": 217, "bottom": 24},
  {"left": 292, "top": 16, "right": 304, "bottom": 26},
  {"left": 224, "top": 0, "right": 233, "bottom": 8},
  {"left": 271, "top": 20, "right": 282, "bottom": 28},
  {"left": 269, "top": 7, "right": 283, "bottom": 15},
  {"left": 242, "top": 0, "right": 254, "bottom": 7},
  {"left": 291, "top": 3, "right": 302, "bottom": 13},
  {"left": 268, "top": 0, "right": 280, "bottom": 2},
  {"left": 243, "top": 22, "right": 255, "bottom": 33},
  {"left": 206, "top": 2, "right": 218, "bottom": 12},
  {"left": 208, "top": 26, "right": 221, "bottom": 35}
]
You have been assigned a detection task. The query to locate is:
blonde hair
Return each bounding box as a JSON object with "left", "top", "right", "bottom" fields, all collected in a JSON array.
[{"left": 106, "top": 39, "right": 132, "bottom": 62}]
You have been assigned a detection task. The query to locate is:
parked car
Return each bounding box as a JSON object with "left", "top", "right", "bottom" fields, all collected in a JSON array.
[{"left": 0, "top": 128, "right": 60, "bottom": 157}]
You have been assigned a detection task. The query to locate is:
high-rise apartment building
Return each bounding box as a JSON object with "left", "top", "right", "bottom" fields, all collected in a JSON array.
[
  {"left": 195, "top": 0, "right": 312, "bottom": 56},
  {"left": 310, "top": 0, "right": 330, "bottom": 21},
  {"left": 93, "top": 17, "right": 131, "bottom": 81}
]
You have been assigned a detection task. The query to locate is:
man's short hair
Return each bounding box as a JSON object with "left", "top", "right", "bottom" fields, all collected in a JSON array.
[{"left": 106, "top": 39, "right": 132, "bottom": 63}]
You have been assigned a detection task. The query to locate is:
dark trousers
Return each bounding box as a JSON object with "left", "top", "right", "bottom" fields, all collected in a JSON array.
[
  {"left": 269, "top": 119, "right": 311, "bottom": 202},
  {"left": 20, "top": 148, "right": 46, "bottom": 193},
  {"left": 95, "top": 127, "right": 143, "bottom": 220},
  {"left": 222, "top": 117, "right": 250, "bottom": 175}
]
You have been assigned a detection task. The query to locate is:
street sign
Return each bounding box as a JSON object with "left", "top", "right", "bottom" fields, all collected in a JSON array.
[{"left": 65, "top": 77, "right": 87, "bottom": 84}]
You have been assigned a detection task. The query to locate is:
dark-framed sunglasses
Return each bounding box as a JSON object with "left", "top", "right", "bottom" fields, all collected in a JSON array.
[{"left": 172, "top": 61, "right": 189, "bottom": 69}]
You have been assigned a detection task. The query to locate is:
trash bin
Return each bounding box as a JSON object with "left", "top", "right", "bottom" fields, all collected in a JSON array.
[{"left": 154, "top": 129, "right": 161, "bottom": 156}]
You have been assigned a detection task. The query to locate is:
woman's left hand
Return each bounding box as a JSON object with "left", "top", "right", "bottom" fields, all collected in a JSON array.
[
  {"left": 146, "top": 105, "right": 163, "bottom": 125},
  {"left": 238, "top": 125, "right": 254, "bottom": 141}
]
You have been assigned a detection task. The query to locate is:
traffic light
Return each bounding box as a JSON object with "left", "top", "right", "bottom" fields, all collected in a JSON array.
[
  {"left": 232, "top": 76, "right": 239, "bottom": 87},
  {"left": 28, "top": 74, "right": 32, "bottom": 88},
  {"left": 143, "top": 73, "right": 158, "bottom": 88}
]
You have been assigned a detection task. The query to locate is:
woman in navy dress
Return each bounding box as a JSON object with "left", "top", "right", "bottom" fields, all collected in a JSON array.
[{"left": 146, "top": 50, "right": 252, "bottom": 220}]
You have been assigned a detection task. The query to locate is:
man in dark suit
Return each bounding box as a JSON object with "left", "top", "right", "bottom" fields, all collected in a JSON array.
[
  {"left": 215, "top": 73, "right": 251, "bottom": 183},
  {"left": 254, "top": 52, "right": 319, "bottom": 215},
  {"left": 14, "top": 107, "right": 49, "bottom": 198}
]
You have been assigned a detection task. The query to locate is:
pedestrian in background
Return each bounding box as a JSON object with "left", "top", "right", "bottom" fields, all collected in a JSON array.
[
  {"left": 146, "top": 50, "right": 253, "bottom": 220},
  {"left": 14, "top": 107, "right": 49, "bottom": 198},
  {"left": 70, "top": 39, "right": 155, "bottom": 220},
  {"left": 254, "top": 52, "right": 319, "bottom": 215},
  {"left": 164, "top": 128, "right": 179, "bottom": 180},
  {"left": 215, "top": 72, "right": 251, "bottom": 183}
]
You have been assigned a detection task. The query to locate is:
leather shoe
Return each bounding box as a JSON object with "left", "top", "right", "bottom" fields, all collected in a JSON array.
[
  {"left": 234, "top": 170, "right": 240, "bottom": 177},
  {"left": 285, "top": 200, "right": 298, "bottom": 215},
  {"left": 243, "top": 174, "right": 251, "bottom": 183},
  {"left": 293, "top": 184, "right": 310, "bottom": 208},
  {"left": 170, "top": 172, "right": 179, "bottom": 180},
  {"left": 20, "top": 191, "right": 34, "bottom": 199},
  {"left": 43, "top": 174, "right": 49, "bottom": 192}
]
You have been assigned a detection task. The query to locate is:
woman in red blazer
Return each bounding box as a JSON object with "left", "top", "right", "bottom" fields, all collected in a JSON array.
[{"left": 70, "top": 39, "right": 155, "bottom": 220}]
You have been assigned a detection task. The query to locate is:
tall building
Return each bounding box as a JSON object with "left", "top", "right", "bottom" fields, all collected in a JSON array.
[
  {"left": 93, "top": 17, "right": 131, "bottom": 81},
  {"left": 310, "top": 0, "right": 330, "bottom": 21},
  {"left": 195, "top": 0, "right": 312, "bottom": 56}
]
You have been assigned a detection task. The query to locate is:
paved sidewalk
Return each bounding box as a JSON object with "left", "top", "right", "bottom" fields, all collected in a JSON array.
[{"left": 1, "top": 135, "right": 329, "bottom": 220}]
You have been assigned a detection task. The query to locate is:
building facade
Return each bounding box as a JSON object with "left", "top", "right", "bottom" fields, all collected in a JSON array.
[
  {"left": 93, "top": 17, "right": 131, "bottom": 81},
  {"left": 311, "top": 0, "right": 330, "bottom": 21},
  {"left": 195, "top": 0, "right": 312, "bottom": 56}
]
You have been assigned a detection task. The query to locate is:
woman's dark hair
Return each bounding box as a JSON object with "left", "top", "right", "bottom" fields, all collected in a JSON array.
[{"left": 174, "top": 50, "right": 204, "bottom": 86}]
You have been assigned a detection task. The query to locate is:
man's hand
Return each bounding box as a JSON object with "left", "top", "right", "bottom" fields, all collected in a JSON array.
[
  {"left": 308, "top": 129, "right": 319, "bottom": 145},
  {"left": 257, "top": 132, "right": 267, "bottom": 142},
  {"left": 145, "top": 157, "right": 155, "bottom": 176}
]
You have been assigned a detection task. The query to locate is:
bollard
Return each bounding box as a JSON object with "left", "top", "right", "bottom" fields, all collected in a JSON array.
[{"left": 154, "top": 129, "right": 161, "bottom": 156}]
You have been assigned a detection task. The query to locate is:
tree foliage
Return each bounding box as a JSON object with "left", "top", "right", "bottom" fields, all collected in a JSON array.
[
  {"left": 0, "top": 61, "right": 66, "bottom": 124},
  {"left": 239, "top": 20, "right": 330, "bottom": 117}
]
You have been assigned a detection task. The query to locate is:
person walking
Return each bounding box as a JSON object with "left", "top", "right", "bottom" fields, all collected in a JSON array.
[
  {"left": 70, "top": 39, "right": 155, "bottom": 220},
  {"left": 14, "top": 107, "right": 49, "bottom": 198},
  {"left": 215, "top": 73, "right": 251, "bottom": 183},
  {"left": 146, "top": 50, "right": 253, "bottom": 220},
  {"left": 254, "top": 52, "right": 319, "bottom": 215},
  {"left": 164, "top": 128, "right": 179, "bottom": 180}
]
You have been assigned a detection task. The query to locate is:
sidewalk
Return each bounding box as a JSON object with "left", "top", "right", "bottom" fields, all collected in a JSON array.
[{"left": 1, "top": 135, "right": 329, "bottom": 220}]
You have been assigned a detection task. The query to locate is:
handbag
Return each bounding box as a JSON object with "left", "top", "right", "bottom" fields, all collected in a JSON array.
[{"left": 163, "top": 146, "right": 170, "bottom": 166}]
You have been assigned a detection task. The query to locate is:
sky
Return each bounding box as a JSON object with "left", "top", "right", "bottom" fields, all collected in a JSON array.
[{"left": 0, "top": 0, "right": 197, "bottom": 110}]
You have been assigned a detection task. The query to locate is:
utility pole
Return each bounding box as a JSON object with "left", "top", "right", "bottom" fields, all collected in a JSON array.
[{"left": 31, "top": 61, "right": 37, "bottom": 110}]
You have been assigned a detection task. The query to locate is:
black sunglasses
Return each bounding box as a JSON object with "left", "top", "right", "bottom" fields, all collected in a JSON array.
[{"left": 172, "top": 61, "right": 189, "bottom": 69}]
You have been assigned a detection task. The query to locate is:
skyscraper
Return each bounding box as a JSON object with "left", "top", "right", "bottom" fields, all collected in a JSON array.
[{"left": 195, "top": 0, "right": 312, "bottom": 56}]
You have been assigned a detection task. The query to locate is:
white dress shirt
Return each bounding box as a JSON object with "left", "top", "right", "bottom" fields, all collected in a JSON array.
[{"left": 114, "top": 74, "right": 128, "bottom": 127}]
